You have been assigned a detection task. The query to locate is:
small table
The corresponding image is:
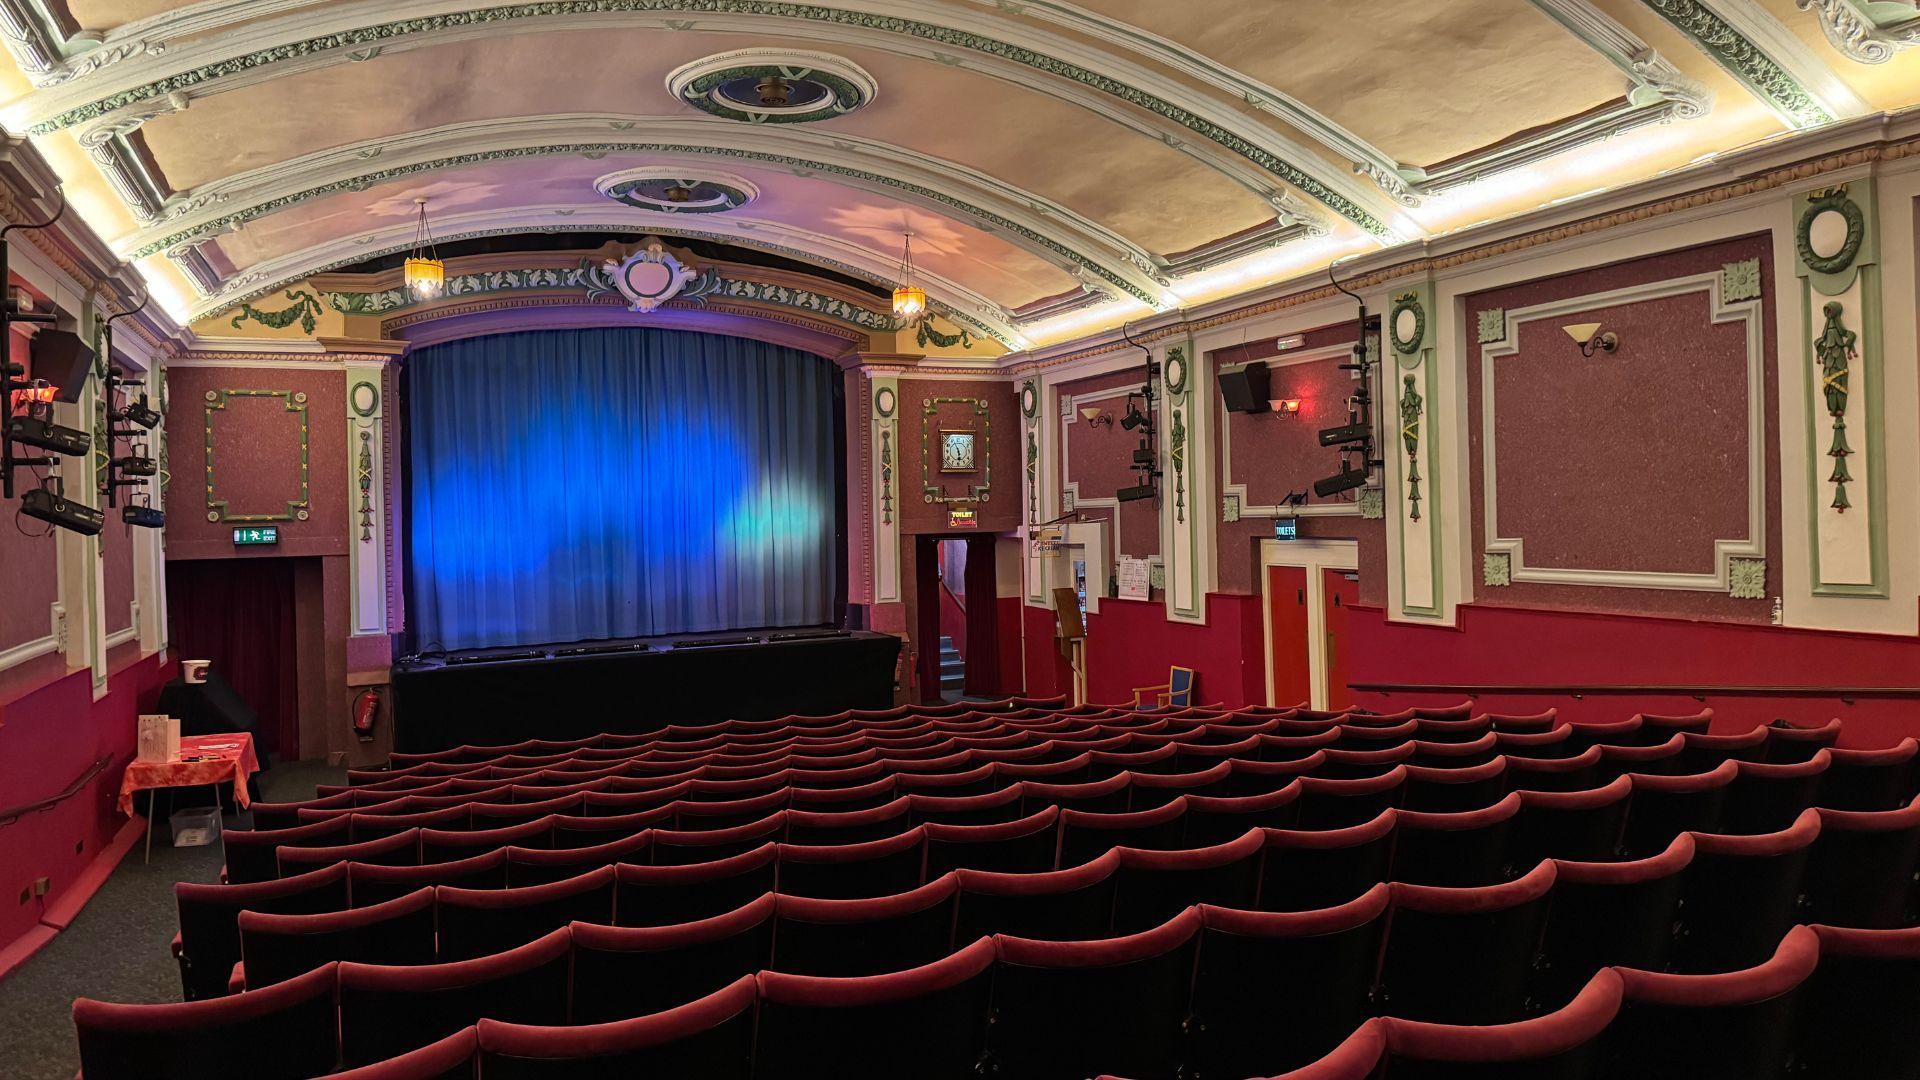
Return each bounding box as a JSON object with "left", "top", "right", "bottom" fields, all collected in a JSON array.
[{"left": 118, "top": 733, "right": 261, "bottom": 863}]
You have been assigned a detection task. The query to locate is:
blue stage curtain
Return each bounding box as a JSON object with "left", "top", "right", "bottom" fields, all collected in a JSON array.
[{"left": 405, "top": 327, "right": 840, "bottom": 650}]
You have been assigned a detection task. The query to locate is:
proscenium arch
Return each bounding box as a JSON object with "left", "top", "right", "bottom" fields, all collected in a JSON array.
[{"left": 18, "top": 0, "right": 1408, "bottom": 238}]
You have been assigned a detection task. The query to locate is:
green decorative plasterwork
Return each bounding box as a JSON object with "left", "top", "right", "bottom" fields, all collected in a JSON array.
[
  {"left": 203, "top": 388, "right": 311, "bottom": 524},
  {"left": 921, "top": 396, "right": 991, "bottom": 504},
  {"left": 1721, "top": 258, "right": 1763, "bottom": 303},
  {"left": 1164, "top": 344, "right": 1190, "bottom": 397},
  {"left": 1483, "top": 552, "right": 1512, "bottom": 587},
  {"left": 1641, "top": 0, "right": 1833, "bottom": 127},
  {"left": 1399, "top": 373, "right": 1423, "bottom": 523},
  {"left": 1169, "top": 408, "right": 1187, "bottom": 525},
  {"left": 600, "top": 175, "right": 754, "bottom": 212},
  {"left": 136, "top": 142, "right": 1156, "bottom": 305},
  {"left": 1814, "top": 300, "right": 1857, "bottom": 511},
  {"left": 914, "top": 318, "right": 974, "bottom": 350},
  {"left": 1728, "top": 557, "right": 1766, "bottom": 600},
  {"left": 1357, "top": 487, "right": 1384, "bottom": 520},
  {"left": 356, "top": 429, "right": 375, "bottom": 541},
  {"left": 1389, "top": 291, "right": 1425, "bottom": 356},
  {"left": 1796, "top": 188, "right": 1867, "bottom": 277},
  {"left": 1221, "top": 492, "right": 1240, "bottom": 523},
  {"left": 1476, "top": 308, "right": 1507, "bottom": 345},
  {"left": 680, "top": 63, "right": 869, "bottom": 123},
  {"left": 53, "top": 3, "right": 1390, "bottom": 236},
  {"left": 230, "top": 289, "right": 323, "bottom": 333}
]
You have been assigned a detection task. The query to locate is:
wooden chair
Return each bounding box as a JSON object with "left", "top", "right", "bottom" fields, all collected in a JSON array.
[{"left": 1132, "top": 666, "right": 1196, "bottom": 709}]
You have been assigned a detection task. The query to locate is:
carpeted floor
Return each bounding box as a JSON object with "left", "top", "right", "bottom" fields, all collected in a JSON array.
[{"left": 0, "top": 758, "right": 345, "bottom": 1080}]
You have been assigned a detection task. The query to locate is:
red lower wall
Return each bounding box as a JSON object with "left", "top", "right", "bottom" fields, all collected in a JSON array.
[
  {"left": 1346, "top": 603, "right": 1920, "bottom": 749},
  {"left": 1016, "top": 595, "right": 1267, "bottom": 708},
  {"left": 0, "top": 652, "right": 176, "bottom": 966}
]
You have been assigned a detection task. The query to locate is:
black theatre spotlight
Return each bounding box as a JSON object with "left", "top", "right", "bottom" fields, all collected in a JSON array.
[
  {"left": 7, "top": 411, "right": 90, "bottom": 456},
  {"left": 115, "top": 455, "right": 157, "bottom": 477},
  {"left": 1312, "top": 467, "right": 1370, "bottom": 499},
  {"left": 1120, "top": 406, "right": 1148, "bottom": 432},
  {"left": 1317, "top": 422, "right": 1372, "bottom": 448},
  {"left": 121, "top": 393, "right": 161, "bottom": 430},
  {"left": 122, "top": 501, "right": 166, "bottom": 529},
  {"left": 22, "top": 482, "right": 104, "bottom": 536},
  {"left": 1115, "top": 484, "right": 1157, "bottom": 503}
]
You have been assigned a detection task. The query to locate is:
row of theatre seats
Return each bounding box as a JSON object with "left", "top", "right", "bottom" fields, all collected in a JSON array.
[{"left": 70, "top": 699, "right": 1920, "bottom": 1079}]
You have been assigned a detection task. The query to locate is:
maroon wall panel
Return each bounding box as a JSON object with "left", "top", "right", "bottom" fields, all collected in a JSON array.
[{"left": 896, "top": 379, "right": 1018, "bottom": 535}]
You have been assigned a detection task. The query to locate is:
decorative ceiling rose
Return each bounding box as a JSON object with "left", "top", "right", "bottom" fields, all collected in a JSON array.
[
  {"left": 594, "top": 168, "right": 758, "bottom": 214},
  {"left": 667, "top": 49, "right": 877, "bottom": 124}
]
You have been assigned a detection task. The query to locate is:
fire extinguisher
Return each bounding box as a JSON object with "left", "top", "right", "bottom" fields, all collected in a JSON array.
[{"left": 352, "top": 688, "right": 381, "bottom": 743}]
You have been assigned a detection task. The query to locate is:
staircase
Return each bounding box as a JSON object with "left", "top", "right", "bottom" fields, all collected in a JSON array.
[{"left": 938, "top": 636, "right": 966, "bottom": 698}]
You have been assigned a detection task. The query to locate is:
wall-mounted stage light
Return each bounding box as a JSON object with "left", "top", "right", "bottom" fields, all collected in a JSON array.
[
  {"left": 1318, "top": 421, "right": 1371, "bottom": 448},
  {"left": 1120, "top": 402, "right": 1149, "bottom": 431},
  {"left": 120, "top": 392, "right": 161, "bottom": 430},
  {"left": 1269, "top": 397, "right": 1302, "bottom": 418},
  {"left": 1079, "top": 406, "right": 1112, "bottom": 429},
  {"left": 6, "top": 407, "right": 89, "bottom": 457},
  {"left": 122, "top": 498, "right": 165, "bottom": 529},
  {"left": 1563, "top": 322, "right": 1618, "bottom": 357},
  {"left": 1313, "top": 466, "right": 1371, "bottom": 498},
  {"left": 1115, "top": 484, "right": 1157, "bottom": 503},
  {"left": 22, "top": 478, "right": 103, "bottom": 536}
]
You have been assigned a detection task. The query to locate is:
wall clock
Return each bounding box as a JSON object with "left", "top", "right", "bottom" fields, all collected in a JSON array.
[{"left": 940, "top": 430, "right": 977, "bottom": 473}]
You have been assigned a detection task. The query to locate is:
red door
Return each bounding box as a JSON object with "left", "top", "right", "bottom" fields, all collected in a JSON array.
[
  {"left": 1323, "top": 568, "right": 1359, "bottom": 710},
  {"left": 1266, "top": 565, "right": 1311, "bottom": 708}
]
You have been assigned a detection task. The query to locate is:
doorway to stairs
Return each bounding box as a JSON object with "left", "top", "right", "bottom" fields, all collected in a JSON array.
[
  {"left": 913, "top": 533, "right": 1004, "bottom": 703},
  {"left": 936, "top": 538, "right": 967, "bottom": 701}
]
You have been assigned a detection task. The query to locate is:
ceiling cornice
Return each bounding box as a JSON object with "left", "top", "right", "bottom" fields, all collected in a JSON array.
[
  {"left": 1641, "top": 0, "right": 1867, "bottom": 127},
  {"left": 1795, "top": 0, "right": 1920, "bottom": 64},
  {"left": 0, "top": 0, "right": 1407, "bottom": 238}
]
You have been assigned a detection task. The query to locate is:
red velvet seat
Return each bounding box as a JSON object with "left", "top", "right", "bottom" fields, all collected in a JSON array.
[
  {"left": 173, "top": 863, "right": 352, "bottom": 1001},
  {"left": 581, "top": 779, "right": 693, "bottom": 813},
  {"left": 238, "top": 888, "right": 436, "bottom": 990},
  {"left": 1394, "top": 793, "right": 1523, "bottom": 887},
  {"left": 1606, "top": 925, "right": 1817, "bottom": 1080},
  {"left": 1502, "top": 745, "right": 1602, "bottom": 793},
  {"left": 326, "top": 1028, "right": 475, "bottom": 1080},
  {"left": 1058, "top": 799, "right": 1189, "bottom": 867},
  {"left": 1256, "top": 728, "right": 1342, "bottom": 761},
  {"left": 1764, "top": 717, "right": 1842, "bottom": 763},
  {"left": 1019, "top": 772, "right": 1132, "bottom": 816},
  {"left": 894, "top": 762, "right": 1001, "bottom": 799},
  {"left": 1537, "top": 832, "right": 1693, "bottom": 1009},
  {"left": 1259, "top": 810, "right": 1398, "bottom": 911},
  {"left": 1223, "top": 753, "right": 1323, "bottom": 797},
  {"left": 1820, "top": 738, "right": 1918, "bottom": 811},
  {"left": 1678, "top": 726, "right": 1771, "bottom": 773},
  {"left": 351, "top": 849, "right": 510, "bottom": 907},
  {"left": 1184, "top": 781, "right": 1303, "bottom": 846},
  {"left": 783, "top": 795, "right": 912, "bottom": 846},
  {"left": 73, "top": 961, "right": 341, "bottom": 1080},
  {"left": 548, "top": 805, "right": 672, "bottom": 849},
  {"left": 1171, "top": 732, "right": 1264, "bottom": 772},
  {"left": 250, "top": 792, "right": 355, "bottom": 831},
  {"left": 1382, "top": 862, "right": 1557, "bottom": 1024},
  {"left": 1619, "top": 759, "right": 1736, "bottom": 858},
  {"left": 1805, "top": 795, "right": 1920, "bottom": 928},
  {"left": 1635, "top": 709, "right": 1714, "bottom": 743},
  {"left": 1484, "top": 709, "right": 1558, "bottom": 734},
  {"left": 349, "top": 805, "right": 468, "bottom": 842},
  {"left": 1674, "top": 810, "right": 1820, "bottom": 973},
  {"left": 1724, "top": 751, "right": 1830, "bottom": 834},
  {"left": 278, "top": 829, "right": 422, "bottom": 878},
  {"left": 223, "top": 817, "right": 352, "bottom": 884},
  {"left": 648, "top": 811, "right": 787, "bottom": 865},
  {"left": 786, "top": 774, "right": 899, "bottom": 812},
  {"left": 1111, "top": 829, "right": 1263, "bottom": 934},
  {"left": 437, "top": 866, "right": 615, "bottom": 961},
  {"left": 569, "top": 895, "right": 776, "bottom": 1023},
  {"left": 1402, "top": 757, "right": 1509, "bottom": 813},
  {"left": 1087, "top": 741, "right": 1181, "bottom": 779},
  {"left": 467, "top": 793, "right": 583, "bottom": 828},
  {"left": 1566, "top": 715, "right": 1643, "bottom": 751},
  {"left": 1494, "top": 724, "right": 1579, "bottom": 759},
  {"left": 1295, "top": 768, "right": 1406, "bottom": 829},
  {"left": 1508, "top": 776, "right": 1631, "bottom": 867},
  {"left": 756, "top": 937, "right": 996, "bottom": 1079},
  {"left": 954, "top": 850, "right": 1120, "bottom": 941},
  {"left": 338, "top": 927, "right": 572, "bottom": 1067},
  {"left": 669, "top": 788, "right": 788, "bottom": 831},
  {"left": 1799, "top": 924, "right": 1920, "bottom": 1079},
  {"left": 1127, "top": 761, "right": 1233, "bottom": 808},
  {"left": 420, "top": 818, "right": 552, "bottom": 865},
  {"left": 504, "top": 829, "right": 650, "bottom": 886},
  {"left": 923, "top": 807, "right": 1060, "bottom": 876},
  {"left": 614, "top": 843, "right": 777, "bottom": 926},
  {"left": 1188, "top": 886, "right": 1390, "bottom": 1078},
  {"left": 990, "top": 910, "right": 1203, "bottom": 1079},
  {"left": 1596, "top": 733, "right": 1687, "bottom": 780},
  {"left": 476, "top": 974, "right": 756, "bottom": 1080},
  {"left": 1411, "top": 732, "right": 1499, "bottom": 769},
  {"left": 1379, "top": 967, "right": 1622, "bottom": 1079},
  {"left": 774, "top": 827, "right": 927, "bottom": 899},
  {"left": 1332, "top": 719, "right": 1418, "bottom": 754},
  {"left": 771, "top": 874, "right": 959, "bottom": 976}
]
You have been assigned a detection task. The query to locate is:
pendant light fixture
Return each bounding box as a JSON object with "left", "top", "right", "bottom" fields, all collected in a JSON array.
[
  {"left": 891, "top": 231, "right": 927, "bottom": 322},
  {"left": 403, "top": 197, "right": 445, "bottom": 300}
]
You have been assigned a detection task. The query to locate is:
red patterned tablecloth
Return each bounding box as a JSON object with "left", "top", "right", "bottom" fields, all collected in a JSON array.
[{"left": 118, "top": 733, "right": 260, "bottom": 816}]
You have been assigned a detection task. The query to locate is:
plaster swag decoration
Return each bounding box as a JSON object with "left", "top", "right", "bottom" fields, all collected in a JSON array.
[
  {"left": 1721, "top": 258, "right": 1763, "bottom": 303},
  {"left": 1399, "top": 374, "right": 1424, "bottom": 523},
  {"left": 1483, "top": 552, "right": 1513, "bottom": 587},
  {"left": 1814, "top": 300, "right": 1858, "bottom": 511},
  {"left": 230, "top": 289, "right": 323, "bottom": 333},
  {"left": 1728, "top": 557, "right": 1767, "bottom": 600}
]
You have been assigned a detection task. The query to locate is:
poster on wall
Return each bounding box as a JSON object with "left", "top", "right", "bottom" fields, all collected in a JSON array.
[{"left": 1117, "top": 556, "right": 1151, "bottom": 601}]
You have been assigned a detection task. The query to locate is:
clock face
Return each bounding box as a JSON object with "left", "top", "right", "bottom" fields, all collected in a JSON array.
[{"left": 940, "top": 430, "right": 976, "bottom": 473}]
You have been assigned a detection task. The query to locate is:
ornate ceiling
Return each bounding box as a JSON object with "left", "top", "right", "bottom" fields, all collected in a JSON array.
[{"left": 0, "top": 0, "right": 1915, "bottom": 347}]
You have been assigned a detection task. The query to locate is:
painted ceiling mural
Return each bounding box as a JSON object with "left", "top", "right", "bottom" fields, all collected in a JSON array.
[{"left": 0, "top": 0, "right": 1914, "bottom": 349}]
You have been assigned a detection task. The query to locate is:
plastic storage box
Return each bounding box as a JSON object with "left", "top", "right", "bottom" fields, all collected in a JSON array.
[{"left": 170, "top": 806, "right": 222, "bottom": 847}]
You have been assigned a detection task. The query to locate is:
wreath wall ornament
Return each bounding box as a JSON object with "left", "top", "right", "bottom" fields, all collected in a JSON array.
[
  {"left": 1390, "top": 292, "right": 1427, "bottom": 356},
  {"left": 1797, "top": 187, "right": 1866, "bottom": 276}
]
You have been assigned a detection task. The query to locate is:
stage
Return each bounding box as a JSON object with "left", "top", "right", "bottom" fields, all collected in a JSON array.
[{"left": 390, "top": 628, "right": 902, "bottom": 754}]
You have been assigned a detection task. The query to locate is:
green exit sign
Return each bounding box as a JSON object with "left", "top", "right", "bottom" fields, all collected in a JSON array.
[{"left": 232, "top": 526, "right": 279, "bottom": 546}]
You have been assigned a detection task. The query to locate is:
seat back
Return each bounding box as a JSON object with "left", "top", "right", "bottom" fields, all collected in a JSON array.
[
  {"left": 1295, "top": 768, "right": 1406, "bottom": 829},
  {"left": 770, "top": 876, "right": 959, "bottom": 977},
  {"left": 647, "top": 812, "right": 786, "bottom": 866},
  {"left": 476, "top": 976, "right": 756, "bottom": 1080},
  {"left": 436, "top": 866, "right": 616, "bottom": 962},
  {"left": 755, "top": 939, "right": 995, "bottom": 1080},
  {"left": 1183, "top": 782, "right": 1302, "bottom": 846},
  {"left": 503, "top": 830, "right": 650, "bottom": 887},
  {"left": 1258, "top": 810, "right": 1398, "bottom": 911},
  {"left": 337, "top": 929, "right": 572, "bottom": 1068},
  {"left": 1605, "top": 926, "right": 1816, "bottom": 1080},
  {"left": 420, "top": 818, "right": 552, "bottom": 864},
  {"left": 783, "top": 797, "right": 912, "bottom": 846},
  {"left": 174, "top": 863, "right": 350, "bottom": 1001},
  {"left": 1379, "top": 969, "right": 1621, "bottom": 1080},
  {"left": 1502, "top": 746, "right": 1601, "bottom": 793},
  {"left": 1724, "top": 752, "right": 1829, "bottom": 835},
  {"left": 953, "top": 852, "right": 1119, "bottom": 941},
  {"left": 1507, "top": 778, "right": 1630, "bottom": 869},
  {"left": 1381, "top": 863, "right": 1557, "bottom": 1025},
  {"left": 74, "top": 962, "right": 341, "bottom": 1080},
  {"left": 1798, "top": 925, "right": 1920, "bottom": 1080},
  {"left": 1189, "top": 886, "right": 1390, "bottom": 1079},
  {"left": 923, "top": 808, "right": 1059, "bottom": 876},
  {"left": 1763, "top": 718, "right": 1841, "bottom": 763},
  {"left": 569, "top": 896, "right": 776, "bottom": 1024},
  {"left": 351, "top": 849, "right": 510, "bottom": 907},
  {"left": 278, "top": 829, "right": 423, "bottom": 877},
  {"left": 1673, "top": 811, "right": 1819, "bottom": 974},
  {"left": 1537, "top": 834, "right": 1693, "bottom": 1010},
  {"left": 1804, "top": 797, "right": 1920, "bottom": 928},
  {"left": 223, "top": 817, "right": 352, "bottom": 884},
  {"left": 1110, "top": 830, "right": 1263, "bottom": 934},
  {"left": 1393, "top": 795, "right": 1521, "bottom": 887},
  {"left": 1057, "top": 799, "right": 1188, "bottom": 867},
  {"left": 1618, "top": 761, "right": 1735, "bottom": 858},
  {"left": 239, "top": 888, "right": 436, "bottom": 990},
  {"left": 1820, "top": 739, "right": 1918, "bottom": 811},
  {"left": 774, "top": 827, "right": 926, "bottom": 899},
  {"left": 614, "top": 844, "right": 778, "bottom": 926},
  {"left": 989, "top": 911, "right": 1202, "bottom": 1080}
]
